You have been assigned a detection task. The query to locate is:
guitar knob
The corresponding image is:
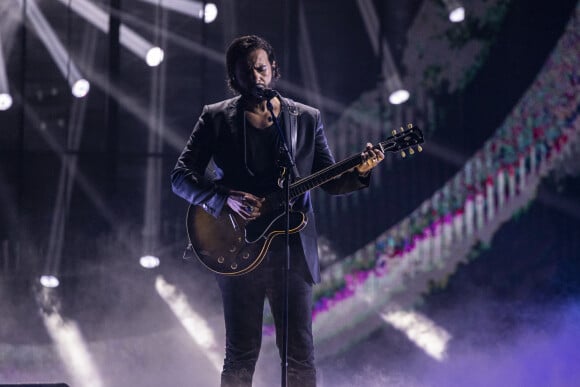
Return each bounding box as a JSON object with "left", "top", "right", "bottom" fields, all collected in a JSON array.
[
  {"left": 217, "top": 256, "right": 225, "bottom": 264},
  {"left": 231, "top": 263, "right": 238, "bottom": 270},
  {"left": 242, "top": 252, "right": 250, "bottom": 259},
  {"left": 229, "top": 245, "right": 236, "bottom": 253}
]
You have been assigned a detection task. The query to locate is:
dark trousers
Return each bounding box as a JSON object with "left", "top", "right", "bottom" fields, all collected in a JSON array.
[{"left": 215, "top": 248, "right": 316, "bottom": 387}]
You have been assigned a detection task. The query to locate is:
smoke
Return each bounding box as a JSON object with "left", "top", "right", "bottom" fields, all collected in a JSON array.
[
  {"left": 317, "top": 299, "right": 580, "bottom": 387},
  {"left": 2, "top": 244, "right": 579, "bottom": 387},
  {"left": 421, "top": 301, "right": 580, "bottom": 387}
]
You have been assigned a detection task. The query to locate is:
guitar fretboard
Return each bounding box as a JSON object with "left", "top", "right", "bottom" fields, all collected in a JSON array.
[
  {"left": 289, "top": 154, "right": 364, "bottom": 199},
  {"left": 284, "top": 126, "right": 422, "bottom": 199}
]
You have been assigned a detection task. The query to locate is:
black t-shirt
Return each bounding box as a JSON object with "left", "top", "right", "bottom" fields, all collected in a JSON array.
[{"left": 244, "top": 122, "right": 282, "bottom": 195}]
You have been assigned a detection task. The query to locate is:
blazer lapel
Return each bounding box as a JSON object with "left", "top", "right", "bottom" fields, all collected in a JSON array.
[{"left": 280, "top": 97, "right": 300, "bottom": 179}]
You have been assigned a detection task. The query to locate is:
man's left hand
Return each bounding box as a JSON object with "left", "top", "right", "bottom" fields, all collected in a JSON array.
[{"left": 356, "top": 142, "right": 385, "bottom": 175}]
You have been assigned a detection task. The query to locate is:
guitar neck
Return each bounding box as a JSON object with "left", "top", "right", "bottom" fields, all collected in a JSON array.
[
  {"left": 289, "top": 153, "right": 364, "bottom": 200},
  {"left": 288, "top": 126, "right": 423, "bottom": 200}
]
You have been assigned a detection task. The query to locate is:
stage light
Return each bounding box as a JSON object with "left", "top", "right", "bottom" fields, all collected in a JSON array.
[
  {"left": 384, "top": 73, "right": 410, "bottom": 105},
  {"left": 381, "top": 308, "right": 451, "bottom": 361},
  {"left": 388, "top": 89, "right": 410, "bottom": 105},
  {"left": 449, "top": 7, "right": 465, "bottom": 22},
  {"left": 442, "top": 0, "right": 466, "bottom": 23},
  {"left": 57, "top": 0, "right": 164, "bottom": 66},
  {"left": 203, "top": 3, "right": 218, "bottom": 23},
  {"left": 145, "top": 46, "right": 164, "bottom": 67},
  {"left": 137, "top": 0, "right": 218, "bottom": 23},
  {"left": 0, "top": 36, "right": 12, "bottom": 110},
  {"left": 139, "top": 254, "right": 160, "bottom": 269},
  {"left": 0, "top": 93, "right": 12, "bottom": 110},
  {"left": 40, "top": 274, "right": 60, "bottom": 288},
  {"left": 121, "top": 25, "right": 164, "bottom": 67},
  {"left": 20, "top": 0, "right": 90, "bottom": 98},
  {"left": 72, "top": 78, "right": 90, "bottom": 98}
]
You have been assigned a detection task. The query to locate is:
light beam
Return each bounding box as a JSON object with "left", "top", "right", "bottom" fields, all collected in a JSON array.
[
  {"left": 19, "top": 0, "right": 90, "bottom": 97},
  {"left": 36, "top": 287, "right": 104, "bottom": 387},
  {"left": 0, "top": 33, "right": 13, "bottom": 110},
  {"left": 381, "top": 308, "right": 452, "bottom": 361},
  {"left": 155, "top": 275, "right": 222, "bottom": 371},
  {"left": 57, "top": 0, "right": 164, "bottom": 66},
  {"left": 136, "top": 0, "right": 218, "bottom": 23}
]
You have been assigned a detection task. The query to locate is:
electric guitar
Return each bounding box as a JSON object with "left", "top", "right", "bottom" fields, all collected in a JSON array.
[{"left": 186, "top": 125, "right": 424, "bottom": 275}]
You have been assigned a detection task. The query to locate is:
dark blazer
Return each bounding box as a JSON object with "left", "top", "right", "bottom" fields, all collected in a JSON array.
[{"left": 171, "top": 95, "right": 369, "bottom": 283}]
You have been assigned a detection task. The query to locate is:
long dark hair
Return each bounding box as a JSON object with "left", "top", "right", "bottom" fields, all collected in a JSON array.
[{"left": 225, "top": 35, "right": 281, "bottom": 94}]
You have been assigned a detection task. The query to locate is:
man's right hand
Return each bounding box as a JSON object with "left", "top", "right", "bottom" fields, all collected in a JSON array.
[{"left": 226, "top": 190, "right": 264, "bottom": 220}]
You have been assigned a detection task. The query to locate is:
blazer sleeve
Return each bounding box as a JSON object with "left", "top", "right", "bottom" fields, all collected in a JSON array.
[{"left": 171, "top": 105, "right": 228, "bottom": 217}]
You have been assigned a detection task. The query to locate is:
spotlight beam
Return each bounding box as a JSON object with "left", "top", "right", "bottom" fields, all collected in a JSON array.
[
  {"left": 36, "top": 287, "right": 104, "bottom": 387},
  {"left": 44, "top": 28, "right": 101, "bottom": 274},
  {"left": 17, "top": 0, "right": 89, "bottom": 97},
  {"left": 42, "top": 311, "right": 104, "bottom": 387},
  {"left": 136, "top": 0, "right": 218, "bottom": 23},
  {"left": 381, "top": 307, "right": 452, "bottom": 361},
  {"left": 142, "top": 28, "right": 166, "bottom": 259},
  {"left": 16, "top": 95, "right": 119, "bottom": 223},
  {"left": 0, "top": 31, "right": 13, "bottom": 110},
  {"left": 56, "top": 0, "right": 164, "bottom": 66},
  {"left": 155, "top": 275, "right": 223, "bottom": 372}
]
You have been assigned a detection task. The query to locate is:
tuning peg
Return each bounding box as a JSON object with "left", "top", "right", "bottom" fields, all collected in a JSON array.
[
  {"left": 391, "top": 129, "right": 397, "bottom": 136},
  {"left": 409, "top": 148, "right": 415, "bottom": 155},
  {"left": 417, "top": 145, "right": 423, "bottom": 152},
  {"left": 407, "top": 123, "right": 413, "bottom": 129},
  {"left": 399, "top": 127, "right": 404, "bottom": 133},
  {"left": 401, "top": 150, "right": 407, "bottom": 158}
]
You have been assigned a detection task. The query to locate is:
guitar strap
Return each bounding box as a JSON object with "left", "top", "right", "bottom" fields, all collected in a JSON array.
[{"left": 281, "top": 97, "right": 301, "bottom": 180}]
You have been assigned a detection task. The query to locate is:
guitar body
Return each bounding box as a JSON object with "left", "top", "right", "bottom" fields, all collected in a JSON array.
[{"left": 186, "top": 204, "right": 307, "bottom": 275}]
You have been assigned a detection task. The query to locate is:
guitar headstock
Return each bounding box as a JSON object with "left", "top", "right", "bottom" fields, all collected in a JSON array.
[{"left": 379, "top": 124, "right": 424, "bottom": 157}]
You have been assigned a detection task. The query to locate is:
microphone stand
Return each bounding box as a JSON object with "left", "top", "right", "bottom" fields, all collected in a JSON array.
[{"left": 266, "top": 95, "right": 293, "bottom": 387}]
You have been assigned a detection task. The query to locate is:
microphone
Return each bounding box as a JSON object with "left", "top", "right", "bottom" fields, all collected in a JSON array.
[{"left": 254, "top": 85, "right": 278, "bottom": 100}]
